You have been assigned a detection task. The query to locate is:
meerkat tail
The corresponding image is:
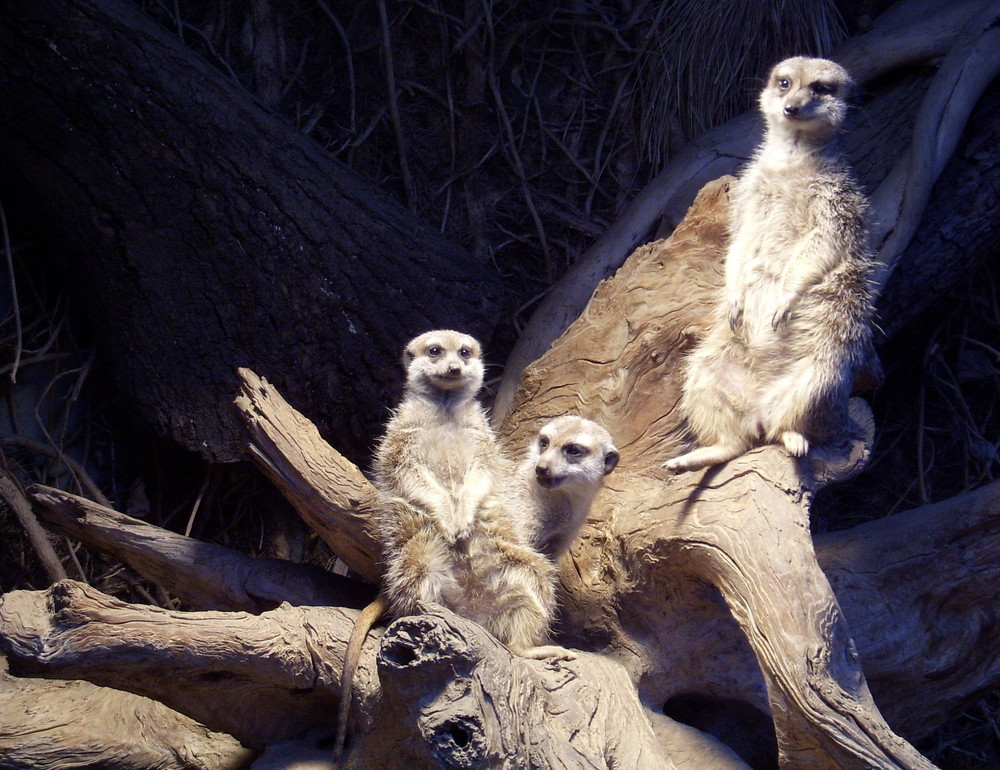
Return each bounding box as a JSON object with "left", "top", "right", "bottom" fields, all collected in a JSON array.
[
  {"left": 334, "top": 596, "right": 387, "bottom": 758},
  {"left": 664, "top": 442, "right": 747, "bottom": 473}
]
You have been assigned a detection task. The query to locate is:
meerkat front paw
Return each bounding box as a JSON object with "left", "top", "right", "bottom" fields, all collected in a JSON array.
[
  {"left": 781, "top": 431, "right": 810, "bottom": 457},
  {"left": 519, "top": 645, "right": 577, "bottom": 662},
  {"left": 771, "top": 294, "right": 798, "bottom": 329},
  {"left": 727, "top": 298, "right": 745, "bottom": 331}
]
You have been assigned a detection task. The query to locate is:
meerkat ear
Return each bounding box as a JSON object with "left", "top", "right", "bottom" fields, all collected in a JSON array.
[
  {"left": 603, "top": 448, "right": 620, "bottom": 475},
  {"left": 402, "top": 349, "right": 416, "bottom": 368}
]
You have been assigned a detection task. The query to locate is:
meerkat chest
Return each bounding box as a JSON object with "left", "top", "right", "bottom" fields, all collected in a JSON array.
[
  {"left": 415, "top": 423, "right": 490, "bottom": 478},
  {"left": 737, "top": 169, "right": 817, "bottom": 245}
]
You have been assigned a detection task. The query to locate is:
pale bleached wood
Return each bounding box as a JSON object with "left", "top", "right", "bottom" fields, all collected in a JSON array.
[
  {"left": 0, "top": 656, "right": 254, "bottom": 770},
  {"left": 235, "top": 367, "right": 380, "bottom": 582},
  {"left": 27, "top": 484, "right": 371, "bottom": 612},
  {"left": 0, "top": 580, "right": 353, "bottom": 749},
  {"left": 0, "top": 582, "right": 736, "bottom": 769}
]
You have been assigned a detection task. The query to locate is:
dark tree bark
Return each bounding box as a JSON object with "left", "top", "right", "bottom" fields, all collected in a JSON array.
[{"left": 0, "top": 0, "right": 503, "bottom": 465}]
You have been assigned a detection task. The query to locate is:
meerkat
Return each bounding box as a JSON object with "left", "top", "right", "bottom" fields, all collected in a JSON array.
[
  {"left": 335, "top": 330, "right": 568, "bottom": 756},
  {"left": 519, "top": 415, "right": 619, "bottom": 559},
  {"left": 665, "top": 56, "right": 875, "bottom": 473}
]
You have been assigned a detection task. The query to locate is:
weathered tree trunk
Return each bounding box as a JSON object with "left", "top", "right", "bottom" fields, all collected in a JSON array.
[
  {"left": 1, "top": 2, "right": 999, "bottom": 766},
  {"left": 3, "top": 179, "right": 1000, "bottom": 767},
  {"left": 0, "top": 0, "right": 502, "bottom": 465},
  {"left": 0, "top": 654, "right": 254, "bottom": 770}
]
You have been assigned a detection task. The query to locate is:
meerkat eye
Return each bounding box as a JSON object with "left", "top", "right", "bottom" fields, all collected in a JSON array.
[
  {"left": 427, "top": 345, "right": 442, "bottom": 357},
  {"left": 812, "top": 82, "right": 833, "bottom": 96},
  {"left": 459, "top": 347, "right": 472, "bottom": 359},
  {"left": 777, "top": 77, "right": 790, "bottom": 90},
  {"left": 563, "top": 443, "right": 588, "bottom": 458},
  {"left": 538, "top": 436, "right": 549, "bottom": 451}
]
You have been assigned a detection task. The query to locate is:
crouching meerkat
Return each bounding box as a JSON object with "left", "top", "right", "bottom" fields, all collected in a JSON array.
[
  {"left": 335, "top": 330, "right": 569, "bottom": 756},
  {"left": 665, "top": 56, "right": 875, "bottom": 473},
  {"left": 520, "top": 415, "right": 619, "bottom": 559}
]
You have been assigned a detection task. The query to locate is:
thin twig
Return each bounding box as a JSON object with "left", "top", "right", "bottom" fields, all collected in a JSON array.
[
  {"left": 184, "top": 468, "right": 213, "bottom": 538},
  {"left": 1, "top": 200, "right": 23, "bottom": 383},
  {"left": 378, "top": 0, "right": 416, "bottom": 209},
  {"left": 1, "top": 435, "right": 110, "bottom": 508},
  {"left": 0, "top": 468, "right": 68, "bottom": 583}
]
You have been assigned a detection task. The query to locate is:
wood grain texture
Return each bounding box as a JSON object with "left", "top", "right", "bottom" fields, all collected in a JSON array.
[{"left": 0, "top": 656, "right": 254, "bottom": 770}]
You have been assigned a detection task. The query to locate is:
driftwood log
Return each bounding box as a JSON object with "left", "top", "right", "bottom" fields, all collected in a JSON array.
[{"left": 2, "top": 178, "right": 1000, "bottom": 768}]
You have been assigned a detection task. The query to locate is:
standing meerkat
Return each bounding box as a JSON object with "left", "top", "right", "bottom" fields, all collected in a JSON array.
[
  {"left": 520, "top": 415, "right": 619, "bottom": 559},
  {"left": 336, "top": 330, "right": 569, "bottom": 756},
  {"left": 665, "top": 56, "right": 875, "bottom": 473}
]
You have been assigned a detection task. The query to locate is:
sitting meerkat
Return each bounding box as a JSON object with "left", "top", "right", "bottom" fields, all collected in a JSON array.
[
  {"left": 371, "top": 329, "right": 561, "bottom": 655},
  {"left": 520, "top": 415, "right": 619, "bottom": 559},
  {"left": 666, "top": 56, "right": 875, "bottom": 473},
  {"left": 335, "top": 330, "right": 569, "bottom": 756}
]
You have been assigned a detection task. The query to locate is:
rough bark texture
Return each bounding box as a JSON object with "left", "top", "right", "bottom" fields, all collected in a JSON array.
[
  {"left": 0, "top": 654, "right": 254, "bottom": 770},
  {"left": 0, "top": 0, "right": 502, "bottom": 465},
  {"left": 27, "top": 484, "right": 373, "bottom": 613}
]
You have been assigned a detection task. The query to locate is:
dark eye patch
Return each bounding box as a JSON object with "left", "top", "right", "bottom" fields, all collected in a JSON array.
[
  {"left": 563, "top": 443, "right": 588, "bottom": 458},
  {"left": 538, "top": 436, "right": 550, "bottom": 451}
]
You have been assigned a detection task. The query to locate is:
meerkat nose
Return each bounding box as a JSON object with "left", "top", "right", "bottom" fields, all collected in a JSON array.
[
  {"left": 783, "top": 103, "right": 800, "bottom": 117},
  {"left": 447, "top": 364, "right": 461, "bottom": 374},
  {"left": 535, "top": 465, "right": 550, "bottom": 479}
]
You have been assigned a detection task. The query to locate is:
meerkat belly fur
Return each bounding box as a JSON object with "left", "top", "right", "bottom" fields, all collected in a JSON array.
[
  {"left": 520, "top": 415, "right": 619, "bottom": 559},
  {"left": 335, "top": 330, "right": 570, "bottom": 756},
  {"left": 666, "top": 56, "right": 875, "bottom": 473}
]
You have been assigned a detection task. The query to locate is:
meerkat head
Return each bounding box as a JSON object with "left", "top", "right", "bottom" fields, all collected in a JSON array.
[
  {"left": 531, "top": 415, "right": 619, "bottom": 497},
  {"left": 760, "top": 56, "right": 854, "bottom": 144},
  {"left": 402, "top": 329, "right": 484, "bottom": 401}
]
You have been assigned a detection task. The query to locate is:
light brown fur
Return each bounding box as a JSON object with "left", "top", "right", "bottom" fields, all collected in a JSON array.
[
  {"left": 335, "top": 330, "right": 568, "bottom": 757},
  {"left": 371, "top": 330, "right": 560, "bottom": 655},
  {"left": 520, "top": 415, "right": 619, "bottom": 559},
  {"left": 666, "top": 57, "right": 875, "bottom": 473}
]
